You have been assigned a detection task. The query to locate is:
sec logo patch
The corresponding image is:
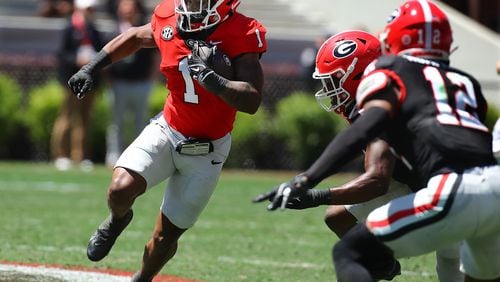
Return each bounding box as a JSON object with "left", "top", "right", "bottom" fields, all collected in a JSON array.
[{"left": 161, "top": 26, "right": 174, "bottom": 41}]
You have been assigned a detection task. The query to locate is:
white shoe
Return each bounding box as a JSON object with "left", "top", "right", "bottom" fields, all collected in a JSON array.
[
  {"left": 54, "top": 157, "right": 73, "bottom": 171},
  {"left": 80, "top": 159, "right": 94, "bottom": 172}
]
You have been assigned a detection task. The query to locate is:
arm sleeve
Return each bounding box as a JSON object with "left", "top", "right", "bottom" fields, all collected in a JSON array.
[{"left": 304, "top": 107, "right": 392, "bottom": 187}]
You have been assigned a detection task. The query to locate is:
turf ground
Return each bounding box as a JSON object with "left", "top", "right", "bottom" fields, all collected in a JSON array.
[{"left": 0, "top": 162, "right": 438, "bottom": 281}]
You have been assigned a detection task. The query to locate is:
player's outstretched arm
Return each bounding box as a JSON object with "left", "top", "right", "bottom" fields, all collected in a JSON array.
[
  {"left": 68, "top": 24, "right": 156, "bottom": 99},
  {"left": 103, "top": 23, "right": 156, "bottom": 62},
  {"left": 252, "top": 139, "right": 396, "bottom": 210}
]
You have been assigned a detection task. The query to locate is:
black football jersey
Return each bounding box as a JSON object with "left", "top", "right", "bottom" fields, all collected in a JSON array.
[{"left": 357, "top": 55, "right": 495, "bottom": 191}]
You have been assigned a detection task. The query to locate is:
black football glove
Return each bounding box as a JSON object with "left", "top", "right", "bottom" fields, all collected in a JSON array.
[
  {"left": 285, "top": 189, "right": 332, "bottom": 209},
  {"left": 186, "top": 41, "right": 228, "bottom": 94},
  {"left": 67, "top": 50, "right": 111, "bottom": 99},
  {"left": 185, "top": 39, "right": 216, "bottom": 65},
  {"left": 67, "top": 66, "right": 94, "bottom": 99},
  {"left": 253, "top": 186, "right": 331, "bottom": 210},
  {"left": 252, "top": 174, "right": 316, "bottom": 211}
]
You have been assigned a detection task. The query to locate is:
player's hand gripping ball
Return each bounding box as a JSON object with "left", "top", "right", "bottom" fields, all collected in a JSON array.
[{"left": 186, "top": 39, "right": 234, "bottom": 80}]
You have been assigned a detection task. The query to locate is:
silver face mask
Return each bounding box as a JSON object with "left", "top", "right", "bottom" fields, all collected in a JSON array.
[{"left": 175, "top": 0, "right": 222, "bottom": 32}]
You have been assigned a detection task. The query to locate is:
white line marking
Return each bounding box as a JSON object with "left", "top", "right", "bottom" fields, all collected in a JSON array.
[
  {"left": 0, "top": 264, "right": 130, "bottom": 282},
  {"left": 218, "top": 256, "right": 327, "bottom": 270},
  {"left": 0, "top": 180, "right": 88, "bottom": 192}
]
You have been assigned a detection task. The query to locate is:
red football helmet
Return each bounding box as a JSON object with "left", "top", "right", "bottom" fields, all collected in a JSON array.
[
  {"left": 175, "top": 0, "right": 240, "bottom": 32},
  {"left": 380, "top": 0, "right": 453, "bottom": 60},
  {"left": 313, "top": 30, "right": 381, "bottom": 119}
]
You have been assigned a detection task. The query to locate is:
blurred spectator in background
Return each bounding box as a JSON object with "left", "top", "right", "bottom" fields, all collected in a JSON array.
[
  {"left": 493, "top": 119, "right": 500, "bottom": 162},
  {"left": 494, "top": 64, "right": 500, "bottom": 162},
  {"left": 39, "top": 0, "right": 74, "bottom": 18},
  {"left": 104, "top": 0, "right": 157, "bottom": 167},
  {"left": 300, "top": 33, "right": 330, "bottom": 92},
  {"left": 104, "top": 0, "right": 120, "bottom": 20},
  {"left": 51, "top": 0, "right": 105, "bottom": 171}
]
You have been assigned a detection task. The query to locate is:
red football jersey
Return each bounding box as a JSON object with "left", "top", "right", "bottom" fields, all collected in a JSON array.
[{"left": 151, "top": 1, "right": 267, "bottom": 140}]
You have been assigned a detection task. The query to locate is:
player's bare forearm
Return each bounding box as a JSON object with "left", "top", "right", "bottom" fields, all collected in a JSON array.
[
  {"left": 326, "top": 139, "right": 396, "bottom": 204},
  {"left": 103, "top": 24, "right": 157, "bottom": 64},
  {"left": 327, "top": 173, "right": 389, "bottom": 204},
  {"left": 218, "top": 53, "right": 263, "bottom": 114},
  {"left": 218, "top": 81, "right": 261, "bottom": 114}
]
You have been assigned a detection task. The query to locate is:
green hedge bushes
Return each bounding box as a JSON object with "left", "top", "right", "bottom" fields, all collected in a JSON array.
[
  {"left": 149, "top": 82, "right": 169, "bottom": 117},
  {"left": 88, "top": 92, "right": 109, "bottom": 162},
  {"left": 0, "top": 75, "right": 24, "bottom": 157},
  {"left": 486, "top": 105, "right": 500, "bottom": 130},
  {"left": 7, "top": 76, "right": 497, "bottom": 171},
  {"left": 20, "top": 80, "right": 167, "bottom": 162},
  {"left": 23, "top": 80, "right": 64, "bottom": 157},
  {"left": 273, "top": 92, "right": 347, "bottom": 169},
  {"left": 225, "top": 108, "right": 282, "bottom": 169},
  {"left": 1, "top": 80, "right": 350, "bottom": 169},
  {"left": 23, "top": 80, "right": 108, "bottom": 161}
]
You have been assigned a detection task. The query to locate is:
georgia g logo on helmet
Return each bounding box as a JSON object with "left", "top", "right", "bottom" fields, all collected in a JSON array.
[{"left": 333, "top": 40, "right": 357, "bottom": 58}]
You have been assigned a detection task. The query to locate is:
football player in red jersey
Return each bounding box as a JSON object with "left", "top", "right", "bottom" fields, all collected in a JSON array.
[
  {"left": 68, "top": 0, "right": 267, "bottom": 280},
  {"left": 255, "top": 1, "right": 500, "bottom": 281}
]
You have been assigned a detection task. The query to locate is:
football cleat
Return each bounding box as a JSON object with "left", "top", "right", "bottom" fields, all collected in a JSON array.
[
  {"left": 372, "top": 259, "right": 401, "bottom": 281},
  {"left": 86, "top": 209, "right": 133, "bottom": 262}
]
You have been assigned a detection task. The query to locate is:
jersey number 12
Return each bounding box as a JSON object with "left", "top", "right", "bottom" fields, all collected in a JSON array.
[{"left": 423, "top": 66, "right": 488, "bottom": 132}]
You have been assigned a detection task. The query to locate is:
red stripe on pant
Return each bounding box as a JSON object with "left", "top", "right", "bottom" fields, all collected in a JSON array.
[{"left": 368, "top": 174, "right": 449, "bottom": 228}]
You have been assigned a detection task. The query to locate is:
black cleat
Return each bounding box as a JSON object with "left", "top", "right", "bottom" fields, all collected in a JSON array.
[
  {"left": 373, "top": 259, "right": 401, "bottom": 281},
  {"left": 86, "top": 209, "right": 133, "bottom": 262}
]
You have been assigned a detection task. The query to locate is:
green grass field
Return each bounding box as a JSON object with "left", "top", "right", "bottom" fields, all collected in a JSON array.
[{"left": 0, "top": 162, "right": 438, "bottom": 281}]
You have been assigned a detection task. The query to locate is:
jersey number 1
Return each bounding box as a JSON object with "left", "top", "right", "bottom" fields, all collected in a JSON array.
[{"left": 179, "top": 57, "right": 199, "bottom": 104}]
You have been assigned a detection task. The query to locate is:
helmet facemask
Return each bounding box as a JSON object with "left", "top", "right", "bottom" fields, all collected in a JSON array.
[
  {"left": 313, "top": 57, "right": 358, "bottom": 114},
  {"left": 175, "top": 0, "right": 224, "bottom": 32}
]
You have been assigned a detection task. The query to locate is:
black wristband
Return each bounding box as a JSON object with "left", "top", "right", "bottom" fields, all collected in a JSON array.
[
  {"left": 198, "top": 69, "right": 229, "bottom": 94},
  {"left": 314, "top": 189, "right": 333, "bottom": 205},
  {"left": 83, "top": 50, "right": 112, "bottom": 74}
]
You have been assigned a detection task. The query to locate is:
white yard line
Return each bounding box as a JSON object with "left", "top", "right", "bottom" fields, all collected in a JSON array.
[
  {"left": 218, "top": 255, "right": 326, "bottom": 270},
  {"left": 0, "top": 264, "right": 130, "bottom": 282},
  {"left": 0, "top": 180, "right": 88, "bottom": 192}
]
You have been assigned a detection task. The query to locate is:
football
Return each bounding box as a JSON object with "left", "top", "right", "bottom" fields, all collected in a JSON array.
[
  {"left": 188, "top": 39, "right": 234, "bottom": 80},
  {"left": 210, "top": 48, "right": 234, "bottom": 80}
]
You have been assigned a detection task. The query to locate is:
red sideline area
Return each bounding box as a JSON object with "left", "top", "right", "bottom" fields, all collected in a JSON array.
[{"left": 0, "top": 260, "right": 201, "bottom": 282}]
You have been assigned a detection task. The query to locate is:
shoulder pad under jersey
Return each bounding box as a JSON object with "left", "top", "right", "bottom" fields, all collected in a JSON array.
[
  {"left": 154, "top": 0, "right": 175, "bottom": 19},
  {"left": 374, "top": 55, "right": 399, "bottom": 70}
]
